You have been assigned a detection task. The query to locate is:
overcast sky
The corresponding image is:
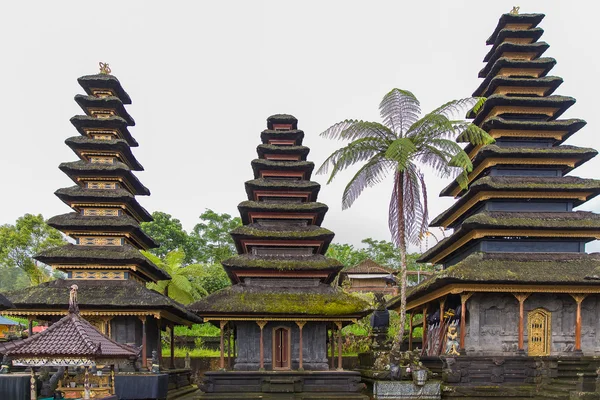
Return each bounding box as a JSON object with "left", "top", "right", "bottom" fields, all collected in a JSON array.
[{"left": 2, "top": 0, "right": 600, "bottom": 253}]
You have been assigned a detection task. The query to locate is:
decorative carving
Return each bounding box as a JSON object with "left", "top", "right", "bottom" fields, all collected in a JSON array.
[
  {"left": 99, "top": 62, "right": 111, "bottom": 75},
  {"left": 510, "top": 6, "right": 520, "bottom": 15},
  {"left": 445, "top": 323, "right": 460, "bottom": 355},
  {"left": 528, "top": 308, "right": 551, "bottom": 356}
]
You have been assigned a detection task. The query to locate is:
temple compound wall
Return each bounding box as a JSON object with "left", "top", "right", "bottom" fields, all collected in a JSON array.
[{"left": 465, "top": 293, "right": 600, "bottom": 356}]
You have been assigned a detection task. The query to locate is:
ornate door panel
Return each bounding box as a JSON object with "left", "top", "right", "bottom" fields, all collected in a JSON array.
[
  {"left": 528, "top": 308, "right": 551, "bottom": 356},
  {"left": 273, "top": 327, "right": 290, "bottom": 370}
]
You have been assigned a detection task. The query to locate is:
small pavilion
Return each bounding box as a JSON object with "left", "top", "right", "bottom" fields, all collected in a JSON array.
[{"left": 340, "top": 259, "right": 397, "bottom": 294}]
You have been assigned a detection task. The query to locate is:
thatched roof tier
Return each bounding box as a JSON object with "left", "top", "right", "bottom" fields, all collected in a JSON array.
[
  {"left": 479, "top": 42, "right": 549, "bottom": 78},
  {"left": 59, "top": 160, "right": 150, "bottom": 196},
  {"left": 342, "top": 259, "right": 395, "bottom": 275},
  {"left": 0, "top": 293, "right": 14, "bottom": 310},
  {"left": 70, "top": 115, "right": 138, "bottom": 147},
  {"left": 260, "top": 129, "right": 305, "bottom": 146},
  {"left": 267, "top": 114, "right": 298, "bottom": 130},
  {"left": 251, "top": 159, "right": 315, "bottom": 180},
  {"left": 388, "top": 252, "right": 600, "bottom": 310},
  {"left": 478, "top": 56, "right": 556, "bottom": 80},
  {"left": 440, "top": 145, "right": 598, "bottom": 197},
  {"left": 74, "top": 95, "right": 135, "bottom": 126},
  {"left": 237, "top": 200, "right": 328, "bottom": 225},
  {"left": 419, "top": 211, "right": 600, "bottom": 264},
  {"left": 231, "top": 224, "right": 334, "bottom": 254},
  {"left": 486, "top": 13, "right": 545, "bottom": 45},
  {"left": 54, "top": 186, "right": 152, "bottom": 222},
  {"left": 244, "top": 178, "right": 321, "bottom": 202},
  {"left": 468, "top": 94, "right": 576, "bottom": 124},
  {"left": 472, "top": 75, "right": 563, "bottom": 98},
  {"left": 35, "top": 243, "right": 169, "bottom": 282},
  {"left": 65, "top": 136, "right": 143, "bottom": 171},
  {"left": 256, "top": 144, "right": 310, "bottom": 160},
  {"left": 77, "top": 74, "right": 132, "bottom": 105},
  {"left": 483, "top": 27, "right": 544, "bottom": 62},
  {"left": 189, "top": 283, "right": 369, "bottom": 318},
  {"left": 431, "top": 176, "right": 600, "bottom": 228},
  {"left": 47, "top": 212, "right": 158, "bottom": 250},
  {"left": 4, "top": 279, "right": 201, "bottom": 324}
]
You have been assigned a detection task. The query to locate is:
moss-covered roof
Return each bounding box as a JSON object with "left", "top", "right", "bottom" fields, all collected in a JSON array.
[
  {"left": 260, "top": 129, "right": 304, "bottom": 146},
  {"left": 64, "top": 136, "right": 143, "bottom": 171},
  {"left": 472, "top": 75, "right": 563, "bottom": 98},
  {"left": 342, "top": 259, "right": 395, "bottom": 275},
  {"left": 431, "top": 176, "right": 600, "bottom": 227},
  {"left": 77, "top": 74, "right": 132, "bottom": 105},
  {"left": 388, "top": 252, "right": 600, "bottom": 309},
  {"left": 35, "top": 243, "right": 169, "bottom": 281},
  {"left": 480, "top": 41, "right": 549, "bottom": 78},
  {"left": 256, "top": 144, "right": 310, "bottom": 161},
  {"left": 237, "top": 200, "right": 328, "bottom": 225},
  {"left": 419, "top": 211, "right": 600, "bottom": 264},
  {"left": 440, "top": 144, "right": 598, "bottom": 197},
  {"left": 231, "top": 224, "right": 334, "bottom": 254},
  {"left": 478, "top": 56, "right": 556, "bottom": 79},
  {"left": 267, "top": 114, "right": 298, "bottom": 130},
  {"left": 469, "top": 94, "right": 576, "bottom": 124},
  {"left": 70, "top": 115, "right": 138, "bottom": 147},
  {"left": 251, "top": 159, "right": 314, "bottom": 180},
  {"left": 188, "top": 283, "right": 369, "bottom": 317},
  {"left": 0, "top": 293, "right": 14, "bottom": 310},
  {"left": 54, "top": 186, "right": 152, "bottom": 222},
  {"left": 59, "top": 160, "right": 150, "bottom": 196},
  {"left": 244, "top": 178, "right": 321, "bottom": 201},
  {"left": 74, "top": 95, "right": 135, "bottom": 126},
  {"left": 486, "top": 13, "right": 545, "bottom": 45},
  {"left": 484, "top": 28, "right": 545, "bottom": 62},
  {"left": 3, "top": 279, "right": 201, "bottom": 323}
]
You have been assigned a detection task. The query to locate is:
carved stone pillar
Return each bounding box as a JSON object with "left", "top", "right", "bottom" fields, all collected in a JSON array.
[
  {"left": 460, "top": 292, "right": 473, "bottom": 354},
  {"left": 408, "top": 312, "right": 414, "bottom": 351}
]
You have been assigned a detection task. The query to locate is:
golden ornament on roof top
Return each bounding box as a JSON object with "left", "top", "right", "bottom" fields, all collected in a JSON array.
[
  {"left": 510, "top": 6, "right": 520, "bottom": 15},
  {"left": 99, "top": 62, "right": 111, "bottom": 75}
]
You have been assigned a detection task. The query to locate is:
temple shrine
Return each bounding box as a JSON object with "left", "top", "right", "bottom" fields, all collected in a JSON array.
[
  {"left": 389, "top": 11, "right": 600, "bottom": 363},
  {"left": 1, "top": 68, "right": 201, "bottom": 370},
  {"left": 189, "top": 114, "right": 370, "bottom": 399}
]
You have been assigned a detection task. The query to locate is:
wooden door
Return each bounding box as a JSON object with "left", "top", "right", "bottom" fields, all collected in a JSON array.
[
  {"left": 273, "top": 327, "right": 290, "bottom": 369},
  {"left": 528, "top": 308, "right": 551, "bottom": 356}
]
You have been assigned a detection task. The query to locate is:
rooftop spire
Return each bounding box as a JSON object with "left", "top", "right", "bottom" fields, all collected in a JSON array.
[
  {"left": 99, "top": 62, "right": 111, "bottom": 75},
  {"left": 510, "top": 6, "right": 520, "bottom": 15}
]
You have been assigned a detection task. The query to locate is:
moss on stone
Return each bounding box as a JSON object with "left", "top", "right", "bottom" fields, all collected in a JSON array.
[
  {"left": 222, "top": 254, "right": 343, "bottom": 270},
  {"left": 231, "top": 225, "right": 333, "bottom": 239},
  {"left": 238, "top": 200, "right": 328, "bottom": 211}
]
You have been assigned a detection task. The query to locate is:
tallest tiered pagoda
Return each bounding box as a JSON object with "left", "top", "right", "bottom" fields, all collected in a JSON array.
[{"left": 390, "top": 12, "right": 600, "bottom": 358}]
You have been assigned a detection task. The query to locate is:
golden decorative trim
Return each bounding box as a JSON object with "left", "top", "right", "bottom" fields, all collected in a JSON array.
[
  {"left": 488, "top": 129, "right": 568, "bottom": 141},
  {"left": 90, "top": 88, "right": 116, "bottom": 98},
  {"left": 460, "top": 292, "right": 474, "bottom": 303},
  {"left": 504, "top": 22, "right": 531, "bottom": 30},
  {"left": 503, "top": 37, "right": 534, "bottom": 45},
  {"left": 2, "top": 310, "right": 160, "bottom": 318},
  {"left": 204, "top": 317, "right": 357, "bottom": 322},
  {"left": 500, "top": 51, "right": 538, "bottom": 61},
  {"left": 483, "top": 105, "right": 559, "bottom": 121},
  {"left": 99, "top": 62, "right": 111, "bottom": 75},
  {"left": 82, "top": 208, "right": 120, "bottom": 217},
  {"left": 512, "top": 293, "right": 531, "bottom": 303},
  {"left": 89, "top": 108, "right": 116, "bottom": 118},
  {"left": 509, "top": 6, "right": 520, "bottom": 15},
  {"left": 497, "top": 68, "right": 544, "bottom": 78},
  {"left": 492, "top": 86, "right": 549, "bottom": 96},
  {"left": 295, "top": 321, "right": 307, "bottom": 328},
  {"left": 76, "top": 237, "right": 122, "bottom": 246},
  {"left": 53, "top": 264, "right": 137, "bottom": 271},
  {"left": 256, "top": 320, "right": 268, "bottom": 329},
  {"left": 570, "top": 294, "right": 588, "bottom": 304},
  {"left": 70, "top": 270, "right": 126, "bottom": 280},
  {"left": 78, "top": 177, "right": 135, "bottom": 194},
  {"left": 528, "top": 308, "right": 551, "bottom": 356}
]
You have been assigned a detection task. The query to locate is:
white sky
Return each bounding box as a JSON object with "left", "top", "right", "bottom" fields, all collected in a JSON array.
[{"left": 2, "top": 0, "right": 600, "bottom": 252}]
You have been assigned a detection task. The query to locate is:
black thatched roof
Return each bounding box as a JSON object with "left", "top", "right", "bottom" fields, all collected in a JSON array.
[
  {"left": 440, "top": 145, "right": 598, "bottom": 197},
  {"left": 469, "top": 94, "right": 576, "bottom": 124},
  {"left": 486, "top": 13, "right": 545, "bottom": 45},
  {"left": 35, "top": 243, "right": 169, "bottom": 281},
  {"left": 479, "top": 56, "right": 556, "bottom": 80},
  {"left": 74, "top": 95, "right": 135, "bottom": 126},
  {"left": 484, "top": 27, "right": 544, "bottom": 62},
  {"left": 0, "top": 293, "right": 14, "bottom": 310},
  {"left": 419, "top": 211, "right": 600, "bottom": 264},
  {"left": 388, "top": 252, "right": 600, "bottom": 310},
  {"left": 54, "top": 186, "right": 152, "bottom": 222},
  {"left": 480, "top": 41, "right": 549, "bottom": 78},
  {"left": 431, "top": 176, "right": 600, "bottom": 228},
  {"left": 251, "top": 159, "right": 314, "bottom": 180},
  {"left": 244, "top": 178, "right": 321, "bottom": 202},
  {"left": 473, "top": 75, "right": 563, "bottom": 98},
  {"left": 237, "top": 200, "right": 328, "bottom": 225},
  {"left": 267, "top": 114, "right": 298, "bottom": 130},
  {"left": 230, "top": 224, "right": 335, "bottom": 254},
  {"left": 70, "top": 115, "right": 138, "bottom": 147},
  {"left": 256, "top": 144, "right": 310, "bottom": 161},
  {"left": 189, "top": 282, "right": 369, "bottom": 318},
  {"left": 78, "top": 74, "right": 132, "bottom": 105},
  {"left": 47, "top": 212, "right": 158, "bottom": 250},
  {"left": 260, "top": 129, "right": 304, "bottom": 146},
  {"left": 59, "top": 160, "right": 150, "bottom": 196},
  {"left": 64, "top": 136, "right": 143, "bottom": 171},
  {"left": 4, "top": 279, "right": 201, "bottom": 324}
]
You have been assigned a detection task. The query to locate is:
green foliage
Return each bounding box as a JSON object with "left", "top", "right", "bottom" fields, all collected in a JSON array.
[
  {"left": 191, "top": 209, "right": 241, "bottom": 264},
  {"left": 141, "top": 212, "right": 195, "bottom": 263},
  {"left": 162, "top": 346, "right": 220, "bottom": 358},
  {"left": 196, "top": 263, "right": 231, "bottom": 295},
  {"left": 0, "top": 214, "right": 66, "bottom": 288},
  {"left": 174, "top": 323, "right": 220, "bottom": 337}
]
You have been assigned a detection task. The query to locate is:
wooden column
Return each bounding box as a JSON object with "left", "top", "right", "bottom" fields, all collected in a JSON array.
[
  {"left": 571, "top": 294, "right": 587, "bottom": 352},
  {"left": 157, "top": 318, "right": 163, "bottom": 368},
  {"left": 421, "top": 306, "right": 428, "bottom": 356},
  {"left": 513, "top": 293, "right": 530, "bottom": 353},
  {"left": 296, "top": 321, "right": 306, "bottom": 371},
  {"left": 170, "top": 323, "right": 175, "bottom": 369},
  {"left": 227, "top": 323, "right": 232, "bottom": 370},
  {"left": 439, "top": 296, "right": 447, "bottom": 320},
  {"left": 256, "top": 321, "right": 267, "bottom": 371},
  {"left": 110, "top": 365, "right": 115, "bottom": 395},
  {"left": 336, "top": 322, "right": 343, "bottom": 370},
  {"left": 84, "top": 365, "right": 90, "bottom": 399},
  {"left": 459, "top": 292, "right": 473, "bottom": 353},
  {"left": 30, "top": 368, "right": 37, "bottom": 400},
  {"left": 28, "top": 316, "right": 34, "bottom": 338},
  {"left": 139, "top": 316, "right": 147, "bottom": 369},
  {"left": 329, "top": 325, "right": 335, "bottom": 368},
  {"left": 219, "top": 320, "right": 227, "bottom": 370},
  {"left": 408, "top": 312, "right": 414, "bottom": 351}
]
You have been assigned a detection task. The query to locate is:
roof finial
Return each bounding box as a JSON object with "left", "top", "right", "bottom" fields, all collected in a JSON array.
[
  {"left": 69, "top": 284, "right": 79, "bottom": 314},
  {"left": 99, "top": 62, "right": 111, "bottom": 75},
  {"left": 510, "top": 6, "right": 520, "bottom": 15}
]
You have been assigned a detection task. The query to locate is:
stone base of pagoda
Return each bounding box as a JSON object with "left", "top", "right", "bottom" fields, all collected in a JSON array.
[{"left": 196, "top": 370, "right": 368, "bottom": 399}]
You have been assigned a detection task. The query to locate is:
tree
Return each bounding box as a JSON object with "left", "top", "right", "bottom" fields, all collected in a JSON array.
[
  {"left": 144, "top": 250, "right": 208, "bottom": 305},
  {"left": 318, "top": 89, "right": 492, "bottom": 349},
  {"left": 325, "top": 243, "right": 368, "bottom": 268},
  {"left": 191, "top": 209, "right": 241, "bottom": 264},
  {"left": 0, "top": 214, "right": 66, "bottom": 286},
  {"left": 141, "top": 212, "right": 198, "bottom": 264},
  {"left": 197, "top": 263, "right": 231, "bottom": 295}
]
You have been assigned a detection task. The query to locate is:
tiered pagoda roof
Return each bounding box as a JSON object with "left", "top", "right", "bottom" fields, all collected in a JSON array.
[
  {"left": 190, "top": 115, "right": 369, "bottom": 320},
  {"left": 0, "top": 294, "right": 13, "bottom": 311},
  {"left": 401, "top": 12, "right": 600, "bottom": 302}
]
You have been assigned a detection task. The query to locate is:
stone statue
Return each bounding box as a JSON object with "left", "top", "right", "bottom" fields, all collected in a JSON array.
[
  {"left": 445, "top": 323, "right": 460, "bottom": 356},
  {"left": 185, "top": 352, "right": 191, "bottom": 370},
  {"left": 0, "top": 355, "right": 11, "bottom": 374},
  {"left": 370, "top": 293, "right": 390, "bottom": 351},
  {"left": 151, "top": 350, "right": 160, "bottom": 373}
]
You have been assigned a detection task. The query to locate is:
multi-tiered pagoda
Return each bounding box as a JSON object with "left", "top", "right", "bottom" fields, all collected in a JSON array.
[
  {"left": 190, "top": 115, "right": 368, "bottom": 398},
  {"left": 390, "top": 12, "right": 600, "bottom": 358},
  {"left": 2, "top": 68, "right": 200, "bottom": 368}
]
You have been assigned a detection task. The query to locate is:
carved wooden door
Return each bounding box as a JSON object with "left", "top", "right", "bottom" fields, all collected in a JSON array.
[
  {"left": 273, "top": 327, "right": 290, "bottom": 369},
  {"left": 528, "top": 308, "right": 551, "bottom": 356}
]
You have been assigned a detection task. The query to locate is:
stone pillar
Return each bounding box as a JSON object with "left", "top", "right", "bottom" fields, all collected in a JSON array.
[
  {"left": 330, "top": 325, "right": 335, "bottom": 368},
  {"left": 227, "top": 323, "right": 232, "bottom": 370},
  {"left": 513, "top": 293, "right": 530, "bottom": 354},
  {"left": 170, "top": 323, "right": 175, "bottom": 369},
  {"left": 422, "top": 306, "right": 428, "bottom": 356},
  {"left": 408, "top": 312, "right": 414, "bottom": 351},
  {"left": 296, "top": 321, "right": 306, "bottom": 371},
  {"left": 28, "top": 316, "right": 35, "bottom": 338},
  {"left": 439, "top": 296, "right": 446, "bottom": 321},
  {"left": 219, "top": 320, "right": 227, "bottom": 370},
  {"left": 336, "top": 322, "right": 343, "bottom": 371},
  {"left": 571, "top": 294, "right": 587, "bottom": 354},
  {"left": 460, "top": 292, "right": 473, "bottom": 354},
  {"left": 257, "top": 320, "right": 267, "bottom": 371},
  {"left": 157, "top": 318, "right": 163, "bottom": 368},
  {"left": 30, "top": 368, "right": 37, "bottom": 400},
  {"left": 139, "top": 316, "right": 147, "bottom": 369}
]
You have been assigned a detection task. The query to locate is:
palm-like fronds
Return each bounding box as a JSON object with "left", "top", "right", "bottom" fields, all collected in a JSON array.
[{"left": 379, "top": 89, "right": 421, "bottom": 135}]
